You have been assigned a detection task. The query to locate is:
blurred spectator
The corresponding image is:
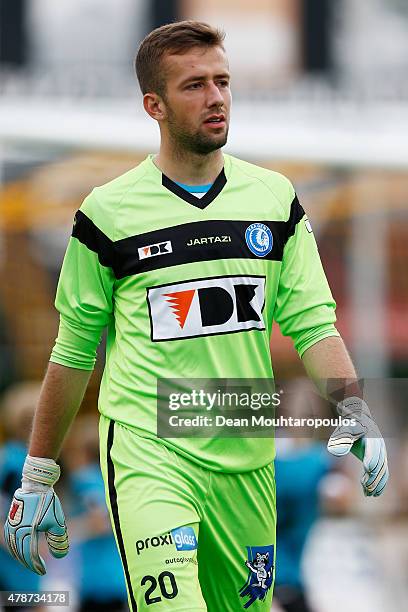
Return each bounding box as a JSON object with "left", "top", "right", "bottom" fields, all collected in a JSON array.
[
  {"left": 0, "top": 382, "right": 44, "bottom": 609},
  {"left": 305, "top": 472, "right": 388, "bottom": 612},
  {"left": 61, "top": 415, "right": 127, "bottom": 612},
  {"left": 273, "top": 438, "right": 333, "bottom": 612}
]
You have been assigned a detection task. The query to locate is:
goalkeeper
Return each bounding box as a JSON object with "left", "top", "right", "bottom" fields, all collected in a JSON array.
[{"left": 4, "top": 20, "right": 388, "bottom": 612}]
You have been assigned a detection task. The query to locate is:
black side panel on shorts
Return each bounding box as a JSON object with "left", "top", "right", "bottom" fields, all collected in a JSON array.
[{"left": 107, "top": 419, "right": 138, "bottom": 611}]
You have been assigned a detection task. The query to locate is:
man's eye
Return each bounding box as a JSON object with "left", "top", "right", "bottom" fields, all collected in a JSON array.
[
  {"left": 218, "top": 80, "right": 229, "bottom": 87},
  {"left": 187, "top": 82, "right": 202, "bottom": 90}
]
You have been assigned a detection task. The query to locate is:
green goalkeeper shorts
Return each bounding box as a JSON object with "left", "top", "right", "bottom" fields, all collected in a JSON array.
[{"left": 99, "top": 416, "right": 276, "bottom": 611}]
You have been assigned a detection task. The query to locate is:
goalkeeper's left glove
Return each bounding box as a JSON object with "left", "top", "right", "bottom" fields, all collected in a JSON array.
[
  {"left": 327, "top": 396, "right": 389, "bottom": 497},
  {"left": 4, "top": 455, "right": 69, "bottom": 574}
]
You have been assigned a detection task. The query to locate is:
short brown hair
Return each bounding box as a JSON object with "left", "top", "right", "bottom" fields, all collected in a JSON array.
[{"left": 135, "top": 20, "right": 226, "bottom": 97}]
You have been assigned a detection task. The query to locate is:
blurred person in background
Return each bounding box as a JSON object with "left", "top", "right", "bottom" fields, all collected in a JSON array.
[
  {"left": 0, "top": 382, "right": 44, "bottom": 611},
  {"left": 271, "top": 380, "right": 336, "bottom": 612},
  {"left": 273, "top": 437, "right": 333, "bottom": 612},
  {"left": 61, "top": 414, "right": 127, "bottom": 612}
]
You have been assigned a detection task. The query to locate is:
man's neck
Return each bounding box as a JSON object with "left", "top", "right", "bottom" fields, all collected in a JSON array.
[{"left": 154, "top": 143, "right": 224, "bottom": 186}]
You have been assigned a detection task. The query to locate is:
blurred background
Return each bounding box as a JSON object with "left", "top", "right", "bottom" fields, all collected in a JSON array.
[{"left": 0, "top": 1, "right": 407, "bottom": 611}]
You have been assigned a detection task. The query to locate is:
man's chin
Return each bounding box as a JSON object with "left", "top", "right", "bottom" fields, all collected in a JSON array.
[
  {"left": 170, "top": 125, "right": 229, "bottom": 156},
  {"left": 194, "top": 132, "right": 228, "bottom": 155}
]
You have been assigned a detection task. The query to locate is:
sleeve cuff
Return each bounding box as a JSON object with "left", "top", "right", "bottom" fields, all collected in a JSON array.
[
  {"left": 296, "top": 325, "right": 340, "bottom": 358},
  {"left": 49, "top": 315, "right": 102, "bottom": 370},
  {"left": 49, "top": 355, "right": 95, "bottom": 371}
]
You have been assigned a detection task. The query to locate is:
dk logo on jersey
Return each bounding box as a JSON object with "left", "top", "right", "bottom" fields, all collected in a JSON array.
[
  {"left": 138, "top": 240, "right": 173, "bottom": 260},
  {"left": 147, "top": 275, "right": 266, "bottom": 341}
]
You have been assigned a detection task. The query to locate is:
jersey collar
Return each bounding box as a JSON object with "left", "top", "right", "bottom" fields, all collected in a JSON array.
[
  {"left": 162, "top": 168, "right": 227, "bottom": 209},
  {"left": 147, "top": 154, "right": 229, "bottom": 210}
]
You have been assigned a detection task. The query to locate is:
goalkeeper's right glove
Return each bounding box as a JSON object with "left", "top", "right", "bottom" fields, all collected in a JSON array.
[{"left": 4, "top": 455, "right": 69, "bottom": 575}]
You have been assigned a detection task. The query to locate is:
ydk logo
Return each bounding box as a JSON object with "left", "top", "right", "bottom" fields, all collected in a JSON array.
[
  {"left": 147, "top": 275, "right": 265, "bottom": 341},
  {"left": 138, "top": 241, "right": 172, "bottom": 260}
]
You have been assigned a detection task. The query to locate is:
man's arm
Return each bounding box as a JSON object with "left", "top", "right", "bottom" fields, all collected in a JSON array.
[
  {"left": 29, "top": 362, "right": 92, "bottom": 460},
  {"left": 29, "top": 193, "right": 115, "bottom": 461},
  {"left": 302, "top": 335, "right": 355, "bottom": 378},
  {"left": 272, "top": 181, "right": 388, "bottom": 496},
  {"left": 302, "top": 336, "right": 388, "bottom": 497},
  {"left": 4, "top": 194, "right": 115, "bottom": 574},
  {"left": 302, "top": 335, "right": 357, "bottom": 396}
]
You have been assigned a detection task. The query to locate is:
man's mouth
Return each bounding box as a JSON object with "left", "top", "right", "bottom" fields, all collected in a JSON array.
[{"left": 204, "top": 114, "right": 226, "bottom": 126}]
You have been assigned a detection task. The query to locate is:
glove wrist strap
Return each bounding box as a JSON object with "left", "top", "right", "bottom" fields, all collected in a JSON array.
[
  {"left": 336, "top": 396, "right": 370, "bottom": 418},
  {"left": 22, "top": 455, "right": 60, "bottom": 491}
]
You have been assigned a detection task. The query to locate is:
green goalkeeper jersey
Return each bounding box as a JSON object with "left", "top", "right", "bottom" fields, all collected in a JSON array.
[{"left": 50, "top": 153, "right": 338, "bottom": 472}]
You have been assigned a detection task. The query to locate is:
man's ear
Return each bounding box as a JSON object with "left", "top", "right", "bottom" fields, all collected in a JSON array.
[{"left": 143, "top": 93, "right": 167, "bottom": 121}]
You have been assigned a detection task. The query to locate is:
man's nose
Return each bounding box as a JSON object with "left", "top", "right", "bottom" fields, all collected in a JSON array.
[{"left": 206, "top": 81, "right": 224, "bottom": 107}]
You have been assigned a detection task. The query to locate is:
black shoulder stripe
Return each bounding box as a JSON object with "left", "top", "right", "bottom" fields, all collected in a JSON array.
[
  {"left": 114, "top": 219, "right": 287, "bottom": 278},
  {"left": 71, "top": 205, "right": 303, "bottom": 280},
  {"left": 72, "top": 210, "right": 115, "bottom": 269},
  {"left": 285, "top": 195, "right": 305, "bottom": 243}
]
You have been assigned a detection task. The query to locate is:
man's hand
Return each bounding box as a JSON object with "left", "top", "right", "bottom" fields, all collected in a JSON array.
[
  {"left": 3, "top": 455, "right": 69, "bottom": 574},
  {"left": 327, "top": 396, "right": 389, "bottom": 497},
  {"left": 4, "top": 488, "right": 69, "bottom": 574}
]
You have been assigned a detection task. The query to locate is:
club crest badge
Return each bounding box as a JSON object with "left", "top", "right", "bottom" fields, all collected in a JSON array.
[
  {"left": 239, "top": 545, "right": 274, "bottom": 608},
  {"left": 245, "top": 223, "right": 273, "bottom": 257}
]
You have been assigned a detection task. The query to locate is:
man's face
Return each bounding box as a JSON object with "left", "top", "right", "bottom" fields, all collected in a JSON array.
[{"left": 160, "top": 46, "right": 231, "bottom": 155}]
